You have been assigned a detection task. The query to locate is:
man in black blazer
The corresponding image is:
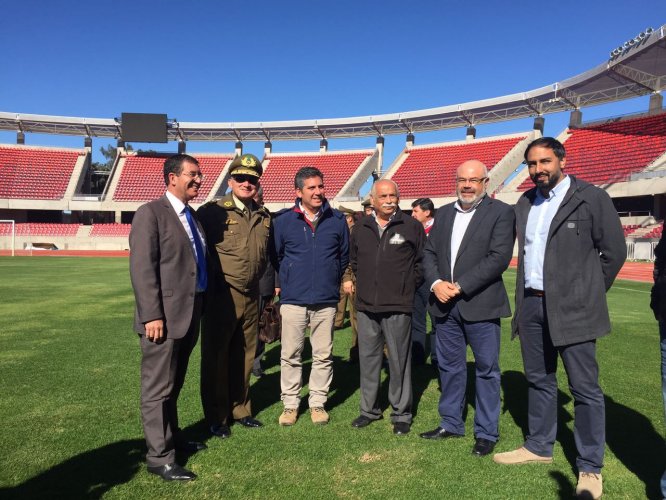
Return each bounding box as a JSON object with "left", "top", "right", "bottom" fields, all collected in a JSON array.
[
  {"left": 129, "top": 154, "right": 208, "bottom": 481},
  {"left": 420, "top": 160, "right": 515, "bottom": 457}
]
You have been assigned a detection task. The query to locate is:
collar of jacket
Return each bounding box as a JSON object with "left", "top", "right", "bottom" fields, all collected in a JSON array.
[
  {"left": 291, "top": 198, "right": 334, "bottom": 218},
  {"left": 361, "top": 207, "right": 406, "bottom": 229}
]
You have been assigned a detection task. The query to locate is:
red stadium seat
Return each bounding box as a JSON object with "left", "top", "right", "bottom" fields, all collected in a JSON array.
[
  {"left": 392, "top": 136, "right": 527, "bottom": 198},
  {"left": 113, "top": 153, "right": 231, "bottom": 202},
  {"left": 261, "top": 151, "right": 373, "bottom": 203},
  {"left": 517, "top": 113, "right": 666, "bottom": 191},
  {"left": 0, "top": 146, "right": 84, "bottom": 200}
]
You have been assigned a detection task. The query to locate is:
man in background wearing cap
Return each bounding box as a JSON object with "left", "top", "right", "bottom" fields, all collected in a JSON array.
[
  {"left": 334, "top": 206, "right": 359, "bottom": 362},
  {"left": 198, "top": 153, "right": 271, "bottom": 438},
  {"left": 361, "top": 198, "right": 373, "bottom": 216},
  {"left": 271, "top": 166, "right": 349, "bottom": 426}
]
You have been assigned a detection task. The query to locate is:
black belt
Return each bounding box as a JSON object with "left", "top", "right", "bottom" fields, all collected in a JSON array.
[{"left": 525, "top": 288, "right": 545, "bottom": 297}]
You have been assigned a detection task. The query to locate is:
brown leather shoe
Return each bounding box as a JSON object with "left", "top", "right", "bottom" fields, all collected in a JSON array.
[
  {"left": 493, "top": 446, "right": 553, "bottom": 465},
  {"left": 576, "top": 472, "right": 602, "bottom": 499}
]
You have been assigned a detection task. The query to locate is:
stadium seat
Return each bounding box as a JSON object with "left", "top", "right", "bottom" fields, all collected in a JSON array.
[
  {"left": 90, "top": 223, "right": 132, "bottom": 237},
  {"left": 517, "top": 113, "right": 666, "bottom": 191},
  {"left": 113, "top": 153, "right": 231, "bottom": 202},
  {"left": 261, "top": 151, "right": 373, "bottom": 203},
  {"left": 0, "top": 146, "right": 84, "bottom": 200},
  {"left": 391, "top": 136, "right": 526, "bottom": 198}
]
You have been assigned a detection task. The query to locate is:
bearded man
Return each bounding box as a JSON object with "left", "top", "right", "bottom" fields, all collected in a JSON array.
[{"left": 419, "top": 160, "right": 515, "bottom": 458}]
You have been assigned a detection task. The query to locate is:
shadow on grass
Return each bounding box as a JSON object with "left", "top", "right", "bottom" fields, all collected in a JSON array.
[
  {"left": 500, "top": 370, "right": 666, "bottom": 497},
  {"left": 605, "top": 395, "right": 664, "bottom": 499},
  {"left": 0, "top": 438, "right": 145, "bottom": 499},
  {"left": 549, "top": 470, "right": 575, "bottom": 499},
  {"left": 411, "top": 360, "right": 438, "bottom": 419},
  {"left": 0, "top": 420, "right": 212, "bottom": 500},
  {"left": 500, "top": 370, "right": 576, "bottom": 471}
]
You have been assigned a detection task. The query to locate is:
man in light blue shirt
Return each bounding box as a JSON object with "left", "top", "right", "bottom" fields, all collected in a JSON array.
[
  {"left": 523, "top": 174, "right": 570, "bottom": 291},
  {"left": 494, "top": 138, "right": 625, "bottom": 500}
]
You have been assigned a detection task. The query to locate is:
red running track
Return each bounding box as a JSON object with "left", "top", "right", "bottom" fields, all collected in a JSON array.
[
  {"left": 509, "top": 258, "right": 652, "bottom": 283},
  {"left": 0, "top": 252, "right": 654, "bottom": 283}
]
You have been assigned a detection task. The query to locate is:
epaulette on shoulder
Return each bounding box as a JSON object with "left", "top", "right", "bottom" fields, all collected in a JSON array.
[{"left": 217, "top": 198, "right": 235, "bottom": 209}]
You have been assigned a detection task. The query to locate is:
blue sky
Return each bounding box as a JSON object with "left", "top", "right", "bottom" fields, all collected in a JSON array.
[{"left": 1, "top": 1, "right": 663, "bottom": 193}]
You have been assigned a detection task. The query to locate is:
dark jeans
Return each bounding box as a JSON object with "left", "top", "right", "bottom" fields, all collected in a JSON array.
[
  {"left": 519, "top": 295, "right": 605, "bottom": 473},
  {"left": 434, "top": 303, "right": 501, "bottom": 440}
]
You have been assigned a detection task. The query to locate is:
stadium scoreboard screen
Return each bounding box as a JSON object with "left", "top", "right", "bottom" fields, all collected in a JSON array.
[{"left": 121, "top": 113, "right": 168, "bottom": 143}]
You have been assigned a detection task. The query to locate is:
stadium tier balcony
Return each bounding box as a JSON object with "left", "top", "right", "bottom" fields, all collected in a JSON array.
[
  {"left": 90, "top": 223, "right": 131, "bottom": 237},
  {"left": 0, "top": 145, "right": 85, "bottom": 200},
  {"left": 261, "top": 151, "right": 374, "bottom": 203},
  {"left": 0, "top": 223, "right": 81, "bottom": 236},
  {"left": 391, "top": 136, "right": 527, "bottom": 198},
  {"left": 517, "top": 113, "right": 666, "bottom": 191},
  {"left": 113, "top": 153, "right": 231, "bottom": 202}
]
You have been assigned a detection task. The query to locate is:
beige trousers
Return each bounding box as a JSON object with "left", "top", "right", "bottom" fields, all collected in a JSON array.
[{"left": 280, "top": 304, "right": 335, "bottom": 409}]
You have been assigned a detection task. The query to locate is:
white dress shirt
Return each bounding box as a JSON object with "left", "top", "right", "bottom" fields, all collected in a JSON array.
[{"left": 165, "top": 190, "right": 205, "bottom": 261}]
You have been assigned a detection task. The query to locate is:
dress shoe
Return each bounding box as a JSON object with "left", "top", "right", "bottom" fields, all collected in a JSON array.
[
  {"left": 176, "top": 440, "right": 207, "bottom": 453},
  {"left": 237, "top": 416, "right": 263, "bottom": 428},
  {"left": 493, "top": 446, "right": 553, "bottom": 465},
  {"left": 419, "top": 427, "right": 463, "bottom": 440},
  {"left": 147, "top": 463, "right": 197, "bottom": 481},
  {"left": 351, "top": 415, "right": 378, "bottom": 428},
  {"left": 471, "top": 438, "right": 496, "bottom": 456},
  {"left": 576, "top": 472, "right": 602, "bottom": 499},
  {"left": 393, "top": 422, "right": 411, "bottom": 435},
  {"left": 210, "top": 424, "right": 231, "bottom": 439}
]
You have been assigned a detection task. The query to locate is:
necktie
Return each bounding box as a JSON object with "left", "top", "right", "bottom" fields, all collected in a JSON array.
[{"left": 184, "top": 206, "right": 207, "bottom": 291}]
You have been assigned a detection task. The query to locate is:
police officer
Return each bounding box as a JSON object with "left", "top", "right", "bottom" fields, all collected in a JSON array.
[
  {"left": 334, "top": 206, "right": 359, "bottom": 361},
  {"left": 198, "top": 153, "right": 271, "bottom": 438}
]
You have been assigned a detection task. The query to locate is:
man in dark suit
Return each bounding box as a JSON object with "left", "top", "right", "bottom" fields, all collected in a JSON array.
[
  {"left": 493, "top": 138, "right": 625, "bottom": 500},
  {"left": 420, "top": 160, "right": 515, "bottom": 456},
  {"left": 129, "top": 154, "right": 208, "bottom": 481}
]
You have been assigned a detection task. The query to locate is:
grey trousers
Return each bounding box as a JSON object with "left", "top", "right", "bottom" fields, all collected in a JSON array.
[
  {"left": 357, "top": 311, "right": 413, "bottom": 424},
  {"left": 140, "top": 294, "right": 202, "bottom": 467}
]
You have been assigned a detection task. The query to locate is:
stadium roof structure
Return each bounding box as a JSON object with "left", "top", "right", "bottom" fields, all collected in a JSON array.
[{"left": 1, "top": 24, "right": 665, "bottom": 143}]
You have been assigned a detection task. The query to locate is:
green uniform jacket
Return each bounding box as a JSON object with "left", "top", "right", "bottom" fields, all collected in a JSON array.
[{"left": 197, "top": 193, "right": 271, "bottom": 295}]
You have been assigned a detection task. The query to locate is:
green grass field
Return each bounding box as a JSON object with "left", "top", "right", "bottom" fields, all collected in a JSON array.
[{"left": 0, "top": 256, "right": 663, "bottom": 499}]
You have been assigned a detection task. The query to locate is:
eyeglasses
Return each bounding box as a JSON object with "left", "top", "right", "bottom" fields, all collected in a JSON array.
[
  {"left": 180, "top": 171, "right": 205, "bottom": 181},
  {"left": 232, "top": 174, "right": 258, "bottom": 185},
  {"left": 456, "top": 177, "right": 487, "bottom": 185}
]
